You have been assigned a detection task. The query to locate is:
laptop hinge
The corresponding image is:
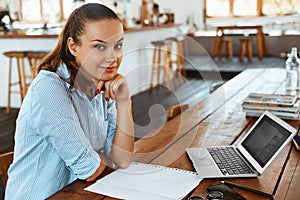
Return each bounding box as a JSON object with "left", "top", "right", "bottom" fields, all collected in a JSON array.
[{"left": 236, "top": 148, "right": 259, "bottom": 174}]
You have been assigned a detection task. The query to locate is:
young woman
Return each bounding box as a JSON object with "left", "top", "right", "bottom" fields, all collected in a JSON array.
[{"left": 5, "top": 3, "right": 134, "bottom": 199}]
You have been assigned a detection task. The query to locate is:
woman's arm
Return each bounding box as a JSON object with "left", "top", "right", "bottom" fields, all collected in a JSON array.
[
  {"left": 86, "top": 152, "right": 107, "bottom": 182},
  {"left": 85, "top": 73, "right": 134, "bottom": 181},
  {"left": 96, "top": 74, "right": 134, "bottom": 168},
  {"left": 110, "top": 98, "right": 134, "bottom": 168}
]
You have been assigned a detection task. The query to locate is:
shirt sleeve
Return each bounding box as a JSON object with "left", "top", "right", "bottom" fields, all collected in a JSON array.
[
  {"left": 104, "top": 99, "right": 117, "bottom": 158},
  {"left": 30, "top": 72, "right": 100, "bottom": 180}
]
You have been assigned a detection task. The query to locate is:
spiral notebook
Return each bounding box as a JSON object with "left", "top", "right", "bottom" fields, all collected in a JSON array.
[{"left": 84, "top": 162, "right": 202, "bottom": 200}]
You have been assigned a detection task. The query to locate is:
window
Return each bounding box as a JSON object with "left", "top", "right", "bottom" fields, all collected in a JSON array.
[
  {"left": 262, "top": 0, "right": 300, "bottom": 16},
  {"left": 233, "top": 0, "right": 257, "bottom": 16},
  {"left": 205, "top": 0, "right": 300, "bottom": 17},
  {"left": 13, "top": 0, "right": 105, "bottom": 24}
]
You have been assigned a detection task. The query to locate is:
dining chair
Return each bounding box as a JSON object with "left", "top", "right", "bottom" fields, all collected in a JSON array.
[
  {"left": 166, "top": 104, "right": 189, "bottom": 121},
  {"left": 0, "top": 151, "right": 14, "bottom": 189}
]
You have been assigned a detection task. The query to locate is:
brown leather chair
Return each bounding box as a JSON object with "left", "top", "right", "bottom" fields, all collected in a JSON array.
[{"left": 0, "top": 151, "right": 14, "bottom": 189}]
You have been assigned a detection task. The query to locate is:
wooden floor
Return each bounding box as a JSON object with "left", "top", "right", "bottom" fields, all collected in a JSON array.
[{"left": 0, "top": 56, "right": 285, "bottom": 199}]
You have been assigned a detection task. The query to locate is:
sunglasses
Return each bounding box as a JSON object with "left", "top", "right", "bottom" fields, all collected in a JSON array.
[{"left": 188, "top": 190, "right": 223, "bottom": 200}]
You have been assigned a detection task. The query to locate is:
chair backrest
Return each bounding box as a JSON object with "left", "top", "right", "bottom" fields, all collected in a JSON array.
[
  {"left": 0, "top": 151, "right": 14, "bottom": 189},
  {"left": 166, "top": 104, "right": 189, "bottom": 121}
]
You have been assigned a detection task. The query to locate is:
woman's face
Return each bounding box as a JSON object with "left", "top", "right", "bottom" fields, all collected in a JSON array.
[{"left": 71, "top": 19, "right": 124, "bottom": 81}]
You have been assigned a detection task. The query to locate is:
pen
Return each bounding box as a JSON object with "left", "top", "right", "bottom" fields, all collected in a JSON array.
[{"left": 221, "top": 181, "right": 273, "bottom": 199}]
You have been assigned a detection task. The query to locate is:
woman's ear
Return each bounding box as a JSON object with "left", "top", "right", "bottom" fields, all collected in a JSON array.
[{"left": 67, "top": 37, "right": 78, "bottom": 57}]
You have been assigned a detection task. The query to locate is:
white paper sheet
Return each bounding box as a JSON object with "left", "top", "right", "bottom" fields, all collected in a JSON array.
[{"left": 85, "top": 162, "right": 202, "bottom": 200}]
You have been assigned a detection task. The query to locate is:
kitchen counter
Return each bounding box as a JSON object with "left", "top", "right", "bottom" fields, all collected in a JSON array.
[{"left": 0, "top": 23, "right": 182, "bottom": 38}]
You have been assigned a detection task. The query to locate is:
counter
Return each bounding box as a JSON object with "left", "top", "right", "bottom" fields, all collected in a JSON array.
[{"left": 0, "top": 24, "right": 184, "bottom": 108}]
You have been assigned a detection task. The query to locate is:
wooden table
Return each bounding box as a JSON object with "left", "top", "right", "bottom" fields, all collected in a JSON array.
[
  {"left": 47, "top": 68, "right": 299, "bottom": 200},
  {"left": 211, "top": 25, "right": 268, "bottom": 59}
]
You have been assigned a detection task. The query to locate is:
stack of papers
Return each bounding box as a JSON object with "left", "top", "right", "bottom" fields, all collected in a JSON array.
[
  {"left": 85, "top": 162, "right": 202, "bottom": 200},
  {"left": 242, "top": 93, "right": 300, "bottom": 119}
]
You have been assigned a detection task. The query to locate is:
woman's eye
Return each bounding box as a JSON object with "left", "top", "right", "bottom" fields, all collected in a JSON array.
[
  {"left": 114, "top": 43, "right": 123, "bottom": 50},
  {"left": 96, "top": 44, "right": 106, "bottom": 50}
]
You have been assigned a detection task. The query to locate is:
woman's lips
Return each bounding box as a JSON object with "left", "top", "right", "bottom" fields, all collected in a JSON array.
[{"left": 99, "top": 66, "right": 116, "bottom": 73}]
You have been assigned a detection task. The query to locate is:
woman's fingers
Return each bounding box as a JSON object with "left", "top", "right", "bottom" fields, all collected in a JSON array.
[
  {"left": 97, "top": 74, "right": 129, "bottom": 101},
  {"left": 104, "top": 81, "right": 111, "bottom": 101},
  {"left": 96, "top": 80, "right": 105, "bottom": 94},
  {"left": 109, "top": 75, "right": 123, "bottom": 99}
]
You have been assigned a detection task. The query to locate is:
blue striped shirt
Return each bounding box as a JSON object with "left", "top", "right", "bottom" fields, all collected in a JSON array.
[{"left": 5, "top": 65, "right": 116, "bottom": 200}]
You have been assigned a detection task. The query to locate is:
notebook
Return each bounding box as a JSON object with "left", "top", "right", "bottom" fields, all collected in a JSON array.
[
  {"left": 85, "top": 162, "right": 202, "bottom": 200},
  {"left": 186, "top": 111, "right": 297, "bottom": 178}
]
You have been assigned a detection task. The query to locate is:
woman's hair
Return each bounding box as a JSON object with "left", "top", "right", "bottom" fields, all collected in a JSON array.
[{"left": 37, "top": 3, "right": 121, "bottom": 86}]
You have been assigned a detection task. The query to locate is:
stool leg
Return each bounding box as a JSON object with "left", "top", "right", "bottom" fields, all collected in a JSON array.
[
  {"left": 227, "top": 41, "right": 233, "bottom": 60},
  {"left": 167, "top": 44, "right": 180, "bottom": 91},
  {"left": 239, "top": 41, "right": 246, "bottom": 62},
  {"left": 176, "top": 42, "right": 183, "bottom": 83},
  {"left": 164, "top": 49, "right": 171, "bottom": 94},
  {"left": 157, "top": 47, "right": 162, "bottom": 88},
  {"left": 178, "top": 42, "right": 186, "bottom": 77},
  {"left": 149, "top": 47, "right": 157, "bottom": 93},
  {"left": 28, "top": 57, "right": 37, "bottom": 79},
  {"left": 218, "top": 40, "right": 224, "bottom": 59},
  {"left": 18, "top": 57, "right": 27, "bottom": 100},
  {"left": 6, "top": 58, "right": 12, "bottom": 114},
  {"left": 247, "top": 41, "right": 253, "bottom": 61}
]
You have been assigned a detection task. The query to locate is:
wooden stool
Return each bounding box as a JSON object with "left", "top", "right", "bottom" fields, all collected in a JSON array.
[
  {"left": 4, "top": 51, "right": 48, "bottom": 114},
  {"left": 166, "top": 36, "right": 187, "bottom": 83},
  {"left": 4, "top": 51, "right": 26, "bottom": 114},
  {"left": 149, "top": 40, "right": 175, "bottom": 94},
  {"left": 218, "top": 37, "right": 233, "bottom": 60},
  {"left": 26, "top": 51, "right": 48, "bottom": 78},
  {"left": 239, "top": 38, "right": 253, "bottom": 62}
]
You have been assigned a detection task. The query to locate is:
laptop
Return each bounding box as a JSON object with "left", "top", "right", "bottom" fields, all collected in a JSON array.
[{"left": 186, "top": 111, "right": 297, "bottom": 178}]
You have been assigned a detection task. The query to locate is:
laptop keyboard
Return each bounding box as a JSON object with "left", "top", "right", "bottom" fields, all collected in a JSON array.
[{"left": 207, "top": 147, "right": 254, "bottom": 175}]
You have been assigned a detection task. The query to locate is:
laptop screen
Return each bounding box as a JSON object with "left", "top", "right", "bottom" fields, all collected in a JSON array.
[{"left": 241, "top": 115, "right": 292, "bottom": 168}]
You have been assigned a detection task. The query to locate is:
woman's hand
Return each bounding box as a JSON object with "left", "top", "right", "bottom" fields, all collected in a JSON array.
[
  {"left": 92, "top": 74, "right": 134, "bottom": 168},
  {"left": 94, "top": 74, "right": 130, "bottom": 102}
]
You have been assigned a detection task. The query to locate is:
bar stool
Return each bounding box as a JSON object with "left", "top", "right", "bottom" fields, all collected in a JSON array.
[
  {"left": 26, "top": 51, "right": 48, "bottom": 78},
  {"left": 149, "top": 39, "right": 175, "bottom": 94},
  {"left": 239, "top": 38, "right": 253, "bottom": 62},
  {"left": 4, "top": 51, "right": 26, "bottom": 114},
  {"left": 217, "top": 37, "right": 233, "bottom": 60},
  {"left": 4, "top": 50, "right": 48, "bottom": 114},
  {"left": 166, "top": 36, "right": 187, "bottom": 83}
]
